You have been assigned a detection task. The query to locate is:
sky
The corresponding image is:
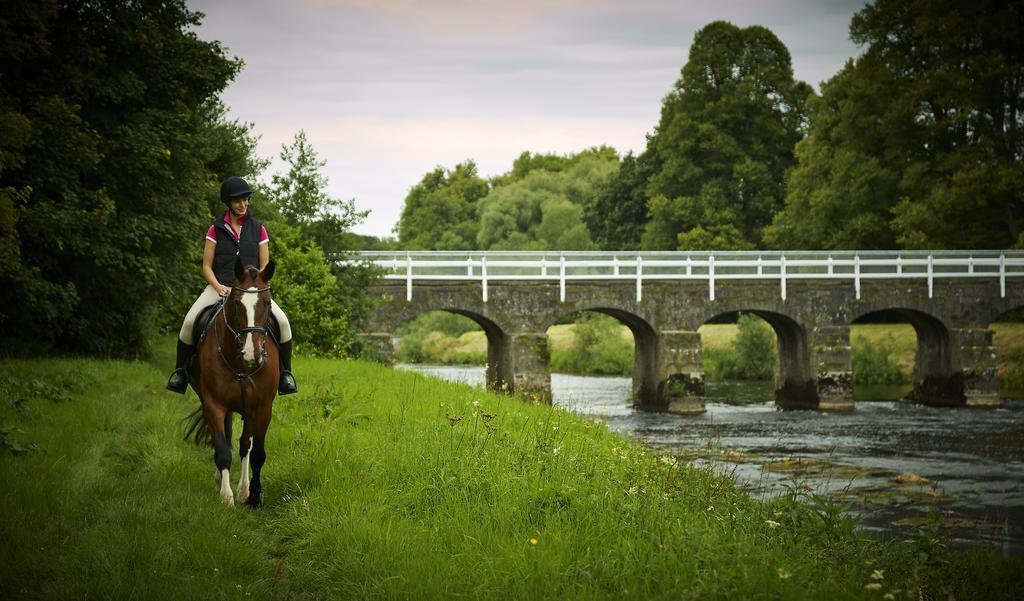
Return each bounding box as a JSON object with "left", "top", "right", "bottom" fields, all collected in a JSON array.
[{"left": 191, "top": 0, "right": 867, "bottom": 238}]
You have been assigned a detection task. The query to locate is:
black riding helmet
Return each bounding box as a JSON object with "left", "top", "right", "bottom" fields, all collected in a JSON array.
[{"left": 220, "top": 176, "right": 253, "bottom": 204}]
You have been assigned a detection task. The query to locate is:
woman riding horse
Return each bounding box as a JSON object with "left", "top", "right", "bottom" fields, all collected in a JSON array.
[{"left": 166, "top": 176, "right": 297, "bottom": 395}]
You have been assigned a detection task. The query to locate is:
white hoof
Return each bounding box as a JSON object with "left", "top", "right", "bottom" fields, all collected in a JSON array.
[
  {"left": 237, "top": 483, "right": 250, "bottom": 505},
  {"left": 219, "top": 469, "right": 234, "bottom": 507}
]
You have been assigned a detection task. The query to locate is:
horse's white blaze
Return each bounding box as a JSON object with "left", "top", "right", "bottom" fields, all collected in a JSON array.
[
  {"left": 219, "top": 468, "right": 234, "bottom": 507},
  {"left": 240, "top": 287, "right": 258, "bottom": 363},
  {"left": 237, "top": 437, "right": 253, "bottom": 504}
]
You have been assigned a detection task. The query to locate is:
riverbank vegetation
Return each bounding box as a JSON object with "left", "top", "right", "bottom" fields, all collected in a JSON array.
[{"left": 2, "top": 348, "right": 1022, "bottom": 599}]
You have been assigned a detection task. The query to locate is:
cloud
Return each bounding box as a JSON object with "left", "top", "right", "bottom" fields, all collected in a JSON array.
[
  {"left": 299, "top": 0, "right": 613, "bottom": 32},
  {"left": 253, "top": 115, "right": 648, "bottom": 236}
]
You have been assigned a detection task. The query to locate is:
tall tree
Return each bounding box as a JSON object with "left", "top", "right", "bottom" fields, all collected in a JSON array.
[
  {"left": 0, "top": 0, "right": 253, "bottom": 356},
  {"left": 269, "top": 130, "right": 367, "bottom": 256},
  {"left": 583, "top": 151, "right": 655, "bottom": 250},
  {"left": 263, "top": 131, "right": 373, "bottom": 357},
  {"left": 395, "top": 161, "right": 489, "bottom": 250},
  {"left": 767, "top": 0, "right": 1024, "bottom": 250},
  {"left": 642, "top": 21, "right": 812, "bottom": 251}
]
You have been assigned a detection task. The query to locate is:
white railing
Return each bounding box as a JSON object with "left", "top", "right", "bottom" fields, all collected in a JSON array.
[{"left": 345, "top": 250, "right": 1024, "bottom": 303}]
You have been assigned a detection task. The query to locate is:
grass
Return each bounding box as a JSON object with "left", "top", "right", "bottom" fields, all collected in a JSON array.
[{"left": 4, "top": 340, "right": 1021, "bottom": 599}]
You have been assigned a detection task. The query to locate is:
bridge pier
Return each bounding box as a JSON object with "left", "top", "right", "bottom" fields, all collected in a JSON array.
[
  {"left": 509, "top": 332, "right": 551, "bottom": 403},
  {"left": 485, "top": 330, "right": 513, "bottom": 395},
  {"left": 905, "top": 324, "right": 1000, "bottom": 407},
  {"left": 652, "top": 330, "right": 705, "bottom": 414},
  {"left": 958, "top": 328, "right": 1000, "bottom": 407},
  {"left": 811, "top": 325, "right": 854, "bottom": 411}
]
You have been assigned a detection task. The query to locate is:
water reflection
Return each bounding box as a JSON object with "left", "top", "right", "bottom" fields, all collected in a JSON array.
[{"left": 397, "top": 364, "right": 1024, "bottom": 556}]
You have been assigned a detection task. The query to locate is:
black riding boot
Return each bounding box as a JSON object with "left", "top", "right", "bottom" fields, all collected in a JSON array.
[
  {"left": 166, "top": 339, "right": 194, "bottom": 394},
  {"left": 278, "top": 339, "right": 298, "bottom": 395}
]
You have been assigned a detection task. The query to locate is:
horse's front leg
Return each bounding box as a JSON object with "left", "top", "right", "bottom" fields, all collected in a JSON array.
[
  {"left": 204, "top": 402, "right": 234, "bottom": 507},
  {"left": 246, "top": 411, "right": 272, "bottom": 508},
  {"left": 217, "top": 412, "right": 233, "bottom": 486},
  {"left": 246, "top": 436, "right": 266, "bottom": 508},
  {"left": 236, "top": 421, "right": 254, "bottom": 505}
]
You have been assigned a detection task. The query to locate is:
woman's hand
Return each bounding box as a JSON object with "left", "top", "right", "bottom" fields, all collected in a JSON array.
[{"left": 216, "top": 283, "right": 230, "bottom": 297}]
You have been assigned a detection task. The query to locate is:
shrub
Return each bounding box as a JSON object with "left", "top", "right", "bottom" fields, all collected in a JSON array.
[
  {"left": 269, "top": 222, "right": 354, "bottom": 357},
  {"left": 551, "top": 313, "right": 632, "bottom": 376},
  {"left": 999, "top": 347, "right": 1024, "bottom": 396},
  {"left": 701, "top": 315, "right": 776, "bottom": 381},
  {"left": 395, "top": 312, "right": 483, "bottom": 364},
  {"left": 733, "top": 314, "right": 777, "bottom": 380},
  {"left": 702, "top": 347, "right": 739, "bottom": 381},
  {"left": 852, "top": 335, "right": 908, "bottom": 385},
  {"left": 396, "top": 312, "right": 480, "bottom": 339}
]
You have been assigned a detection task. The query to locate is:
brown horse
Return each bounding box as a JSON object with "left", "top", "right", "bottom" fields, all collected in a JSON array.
[{"left": 185, "top": 258, "right": 279, "bottom": 507}]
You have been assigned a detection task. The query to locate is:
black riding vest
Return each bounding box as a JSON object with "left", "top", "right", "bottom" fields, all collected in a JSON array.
[{"left": 211, "top": 213, "right": 264, "bottom": 285}]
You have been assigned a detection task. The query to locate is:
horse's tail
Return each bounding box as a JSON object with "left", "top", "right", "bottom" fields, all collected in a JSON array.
[{"left": 183, "top": 405, "right": 213, "bottom": 447}]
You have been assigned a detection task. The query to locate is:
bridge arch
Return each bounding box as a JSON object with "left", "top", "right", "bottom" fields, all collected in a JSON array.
[
  {"left": 390, "top": 307, "right": 516, "bottom": 395},
  {"left": 701, "top": 309, "right": 814, "bottom": 409},
  {"left": 851, "top": 308, "right": 957, "bottom": 404},
  {"left": 446, "top": 309, "right": 513, "bottom": 394},
  {"left": 988, "top": 306, "right": 1024, "bottom": 329},
  {"left": 552, "top": 307, "right": 659, "bottom": 405}
]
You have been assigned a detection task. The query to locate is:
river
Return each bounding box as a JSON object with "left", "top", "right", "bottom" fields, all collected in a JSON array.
[{"left": 399, "top": 364, "right": 1024, "bottom": 557}]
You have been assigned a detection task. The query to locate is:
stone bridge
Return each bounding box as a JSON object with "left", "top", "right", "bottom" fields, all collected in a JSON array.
[{"left": 354, "top": 251, "right": 1024, "bottom": 411}]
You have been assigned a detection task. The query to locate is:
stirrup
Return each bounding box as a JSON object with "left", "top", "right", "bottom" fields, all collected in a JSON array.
[
  {"left": 278, "top": 371, "right": 297, "bottom": 395},
  {"left": 166, "top": 368, "right": 188, "bottom": 394}
]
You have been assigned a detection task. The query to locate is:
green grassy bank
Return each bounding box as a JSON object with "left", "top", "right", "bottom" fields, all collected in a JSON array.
[{"left": 2, "top": 346, "right": 1022, "bottom": 599}]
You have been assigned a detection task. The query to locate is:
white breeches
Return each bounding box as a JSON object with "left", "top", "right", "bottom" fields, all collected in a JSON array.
[{"left": 178, "top": 285, "right": 291, "bottom": 344}]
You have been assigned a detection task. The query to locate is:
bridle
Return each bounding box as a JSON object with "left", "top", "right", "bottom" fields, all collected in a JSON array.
[
  {"left": 223, "top": 285, "right": 273, "bottom": 340},
  {"left": 215, "top": 285, "right": 273, "bottom": 382}
]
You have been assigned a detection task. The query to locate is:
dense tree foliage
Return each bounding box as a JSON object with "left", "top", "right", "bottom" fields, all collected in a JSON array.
[
  {"left": 395, "top": 161, "right": 489, "bottom": 250},
  {"left": 395, "top": 148, "right": 617, "bottom": 251},
  {"left": 641, "top": 21, "right": 812, "bottom": 251},
  {"left": 0, "top": 0, "right": 256, "bottom": 356},
  {"left": 767, "top": 0, "right": 1024, "bottom": 250},
  {"left": 476, "top": 150, "right": 617, "bottom": 250},
  {"left": 583, "top": 151, "right": 655, "bottom": 249}
]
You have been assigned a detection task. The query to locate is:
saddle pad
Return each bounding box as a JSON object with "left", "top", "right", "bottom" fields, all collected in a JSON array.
[
  {"left": 191, "top": 303, "right": 221, "bottom": 347},
  {"left": 191, "top": 302, "right": 281, "bottom": 348}
]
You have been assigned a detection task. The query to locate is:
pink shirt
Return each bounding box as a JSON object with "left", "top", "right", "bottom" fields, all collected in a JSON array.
[{"left": 206, "top": 211, "right": 269, "bottom": 245}]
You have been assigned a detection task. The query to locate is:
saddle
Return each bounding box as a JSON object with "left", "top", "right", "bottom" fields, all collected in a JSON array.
[{"left": 191, "top": 302, "right": 281, "bottom": 349}]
